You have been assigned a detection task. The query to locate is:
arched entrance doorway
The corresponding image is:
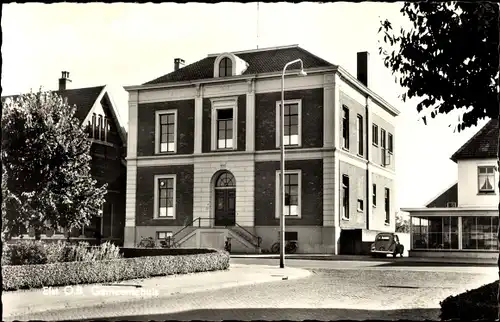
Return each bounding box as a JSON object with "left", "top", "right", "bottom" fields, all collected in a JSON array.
[{"left": 213, "top": 171, "right": 236, "bottom": 227}]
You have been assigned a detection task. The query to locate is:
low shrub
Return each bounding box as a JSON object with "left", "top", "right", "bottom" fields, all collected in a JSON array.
[
  {"left": 440, "top": 280, "right": 498, "bottom": 321},
  {"left": 2, "top": 250, "right": 230, "bottom": 290},
  {"left": 5, "top": 241, "right": 48, "bottom": 265},
  {"left": 3, "top": 240, "right": 122, "bottom": 265}
]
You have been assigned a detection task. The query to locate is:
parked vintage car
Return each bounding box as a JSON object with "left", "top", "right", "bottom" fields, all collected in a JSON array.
[{"left": 370, "top": 232, "right": 404, "bottom": 257}]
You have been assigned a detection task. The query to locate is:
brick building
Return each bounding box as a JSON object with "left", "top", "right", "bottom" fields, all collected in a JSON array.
[
  {"left": 2, "top": 72, "right": 127, "bottom": 245},
  {"left": 124, "top": 45, "right": 400, "bottom": 254}
]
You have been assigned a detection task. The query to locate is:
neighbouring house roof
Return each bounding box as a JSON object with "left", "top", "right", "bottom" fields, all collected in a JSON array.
[
  {"left": 144, "top": 45, "right": 335, "bottom": 85},
  {"left": 450, "top": 119, "right": 498, "bottom": 163},
  {"left": 1, "top": 86, "right": 127, "bottom": 145},
  {"left": 425, "top": 183, "right": 458, "bottom": 208},
  {"left": 2, "top": 86, "right": 104, "bottom": 123}
]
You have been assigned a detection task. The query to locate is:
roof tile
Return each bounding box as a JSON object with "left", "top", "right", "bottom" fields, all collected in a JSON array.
[
  {"left": 144, "top": 46, "right": 334, "bottom": 85},
  {"left": 450, "top": 119, "right": 498, "bottom": 162}
]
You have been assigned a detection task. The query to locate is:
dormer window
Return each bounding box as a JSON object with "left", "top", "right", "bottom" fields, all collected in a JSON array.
[
  {"left": 219, "top": 57, "right": 232, "bottom": 77},
  {"left": 213, "top": 53, "right": 248, "bottom": 78}
]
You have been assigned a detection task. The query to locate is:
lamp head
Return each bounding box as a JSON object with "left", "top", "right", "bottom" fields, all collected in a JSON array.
[{"left": 298, "top": 70, "right": 307, "bottom": 77}]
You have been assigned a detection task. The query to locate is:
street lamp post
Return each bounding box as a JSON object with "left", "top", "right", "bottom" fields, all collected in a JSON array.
[{"left": 280, "top": 59, "right": 307, "bottom": 269}]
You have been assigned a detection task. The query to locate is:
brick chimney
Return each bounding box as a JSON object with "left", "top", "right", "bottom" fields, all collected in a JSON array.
[
  {"left": 356, "top": 52, "right": 369, "bottom": 87},
  {"left": 59, "top": 71, "right": 72, "bottom": 91},
  {"left": 174, "top": 58, "right": 185, "bottom": 71}
]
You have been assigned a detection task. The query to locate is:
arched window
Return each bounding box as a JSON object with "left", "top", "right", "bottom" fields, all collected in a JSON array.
[
  {"left": 219, "top": 57, "right": 232, "bottom": 77},
  {"left": 215, "top": 172, "right": 235, "bottom": 188}
]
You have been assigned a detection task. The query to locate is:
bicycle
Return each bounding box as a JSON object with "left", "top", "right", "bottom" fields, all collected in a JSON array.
[{"left": 270, "top": 240, "right": 298, "bottom": 254}]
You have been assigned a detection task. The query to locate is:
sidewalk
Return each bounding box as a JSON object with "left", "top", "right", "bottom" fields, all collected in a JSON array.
[
  {"left": 230, "top": 254, "right": 498, "bottom": 265},
  {"left": 3, "top": 264, "right": 310, "bottom": 319}
]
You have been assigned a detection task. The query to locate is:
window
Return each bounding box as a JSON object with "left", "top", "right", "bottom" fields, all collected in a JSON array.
[
  {"left": 97, "top": 115, "right": 103, "bottom": 140},
  {"left": 384, "top": 188, "right": 390, "bottom": 224},
  {"left": 342, "top": 106, "right": 349, "bottom": 149},
  {"left": 342, "top": 175, "right": 349, "bottom": 219},
  {"left": 478, "top": 166, "right": 495, "bottom": 193},
  {"left": 156, "top": 231, "right": 173, "bottom": 247},
  {"left": 462, "top": 216, "right": 498, "bottom": 250},
  {"left": 86, "top": 113, "right": 109, "bottom": 142},
  {"left": 104, "top": 118, "right": 108, "bottom": 142},
  {"left": 357, "top": 114, "right": 363, "bottom": 156},
  {"left": 219, "top": 57, "right": 232, "bottom": 77},
  {"left": 276, "top": 100, "right": 302, "bottom": 147},
  {"left": 211, "top": 98, "right": 238, "bottom": 151},
  {"left": 372, "top": 184, "right": 377, "bottom": 207},
  {"left": 388, "top": 133, "right": 393, "bottom": 154},
  {"left": 157, "top": 231, "right": 173, "bottom": 240},
  {"left": 357, "top": 199, "right": 364, "bottom": 212},
  {"left": 381, "top": 129, "right": 387, "bottom": 166},
  {"left": 372, "top": 124, "right": 379, "bottom": 146},
  {"left": 154, "top": 175, "right": 176, "bottom": 219},
  {"left": 275, "top": 170, "right": 301, "bottom": 218},
  {"left": 217, "top": 109, "right": 233, "bottom": 149},
  {"left": 155, "top": 110, "right": 177, "bottom": 153}
]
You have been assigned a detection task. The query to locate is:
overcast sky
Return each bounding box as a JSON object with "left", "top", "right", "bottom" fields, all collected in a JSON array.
[{"left": 1, "top": 2, "right": 488, "bottom": 209}]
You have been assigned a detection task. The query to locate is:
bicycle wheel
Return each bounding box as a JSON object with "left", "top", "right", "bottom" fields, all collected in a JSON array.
[
  {"left": 287, "top": 242, "right": 298, "bottom": 254},
  {"left": 271, "top": 242, "right": 280, "bottom": 253}
]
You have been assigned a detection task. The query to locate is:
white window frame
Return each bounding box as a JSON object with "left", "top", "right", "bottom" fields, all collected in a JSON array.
[
  {"left": 211, "top": 97, "right": 238, "bottom": 151},
  {"left": 388, "top": 132, "right": 394, "bottom": 154},
  {"left": 213, "top": 54, "right": 236, "bottom": 78},
  {"left": 478, "top": 165, "right": 496, "bottom": 193},
  {"left": 153, "top": 174, "right": 177, "bottom": 220},
  {"left": 357, "top": 199, "right": 364, "bottom": 212},
  {"left": 155, "top": 109, "right": 178, "bottom": 154},
  {"left": 384, "top": 187, "right": 390, "bottom": 225},
  {"left": 275, "top": 169, "right": 302, "bottom": 219},
  {"left": 357, "top": 114, "right": 363, "bottom": 156},
  {"left": 372, "top": 123, "right": 379, "bottom": 146},
  {"left": 275, "top": 99, "right": 302, "bottom": 148},
  {"left": 372, "top": 184, "right": 377, "bottom": 208},
  {"left": 342, "top": 106, "right": 349, "bottom": 150},
  {"left": 342, "top": 174, "right": 350, "bottom": 220}
]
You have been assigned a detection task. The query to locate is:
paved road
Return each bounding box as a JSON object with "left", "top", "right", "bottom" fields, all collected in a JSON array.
[{"left": 7, "top": 259, "right": 497, "bottom": 321}]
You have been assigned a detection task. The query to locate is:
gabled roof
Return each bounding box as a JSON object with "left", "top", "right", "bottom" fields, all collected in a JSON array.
[
  {"left": 2, "top": 86, "right": 105, "bottom": 123},
  {"left": 425, "top": 182, "right": 458, "bottom": 208},
  {"left": 2, "top": 85, "right": 127, "bottom": 146},
  {"left": 450, "top": 119, "right": 498, "bottom": 163},
  {"left": 59, "top": 86, "right": 105, "bottom": 122},
  {"left": 144, "top": 45, "right": 335, "bottom": 85}
]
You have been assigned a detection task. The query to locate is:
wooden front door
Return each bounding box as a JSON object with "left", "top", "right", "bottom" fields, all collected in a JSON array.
[{"left": 214, "top": 189, "right": 236, "bottom": 226}]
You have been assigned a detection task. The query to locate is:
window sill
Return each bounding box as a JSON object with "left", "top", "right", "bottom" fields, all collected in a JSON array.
[
  {"left": 372, "top": 143, "right": 378, "bottom": 147},
  {"left": 477, "top": 191, "right": 496, "bottom": 195},
  {"left": 212, "top": 148, "right": 237, "bottom": 152},
  {"left": 341, "top": 217, "right": 350, "bottom": 221},
  {"left": 156, "top": 151, "right": 177, "bottom": 155},
  {"left": 154, "top": 217, "right": 176, "bottom": 220},
  {"left": 372, "top": 205, "right": 376, "bottom": 208},
  {"left": 357, "top": 153, "right": 364, "bottom": 158},
  {"left": 341, "top": 147, "right": 350, "bottom": 152},
  {"left": 357, "top": 209, "right": 364, "bottom": 213},
  {"left": 384, "top": 222, "right": 390, "bottom": 226}
]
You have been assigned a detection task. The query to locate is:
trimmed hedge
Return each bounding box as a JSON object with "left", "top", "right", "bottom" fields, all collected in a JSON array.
[
  {"left": 3, "top": 250, "right": 230, "bottom": 291},
  {"left": 440, "top": 280, "right": 498, "bottom": 321},
  {"left": 120, "top": 247, "right": 217, "bottom": 258}
]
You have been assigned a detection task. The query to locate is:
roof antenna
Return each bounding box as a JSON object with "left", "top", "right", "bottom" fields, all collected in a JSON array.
[{"left": 256, "top": 2, "right": 260, "bottom": 49}]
